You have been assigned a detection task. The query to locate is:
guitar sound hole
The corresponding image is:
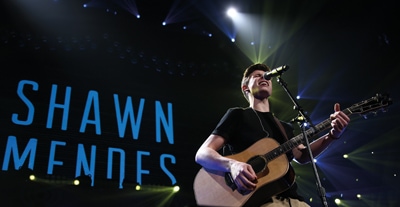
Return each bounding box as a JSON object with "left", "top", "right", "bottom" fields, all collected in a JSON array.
[{"left": 247, "top": 156, "right": 267, "bottom": 173}]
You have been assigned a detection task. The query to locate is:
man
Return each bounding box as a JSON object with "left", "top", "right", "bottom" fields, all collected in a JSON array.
[{"left": 195, "top": 63, "right": 350, "bottom": 206}]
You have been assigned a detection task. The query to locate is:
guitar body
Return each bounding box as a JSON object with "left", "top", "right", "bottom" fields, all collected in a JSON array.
[{"left": 193, "top": 138, "right": 295, "bottom": 207}]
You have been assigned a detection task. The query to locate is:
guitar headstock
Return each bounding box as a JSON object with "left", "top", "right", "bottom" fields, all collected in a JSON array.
[{"left": 349, "top": 93, "right": 392, "bottom": 119}]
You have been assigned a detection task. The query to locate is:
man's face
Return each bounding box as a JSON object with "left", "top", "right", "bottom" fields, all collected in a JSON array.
[{"left": 247, "top": 70, "right": 273, "bottom": 99}]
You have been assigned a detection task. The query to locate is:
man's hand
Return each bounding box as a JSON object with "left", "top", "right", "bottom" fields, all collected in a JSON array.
[
  {"left": 330, "top": 103, "right": 350, "bottom": 139},
  {"left": 230, "top": 161, "right": 258, "bottom": 195}
]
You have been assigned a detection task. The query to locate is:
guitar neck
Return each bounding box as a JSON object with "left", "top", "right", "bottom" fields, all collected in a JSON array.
[{"left": 265, "top": 108, "right": 353, "bottom": 161}]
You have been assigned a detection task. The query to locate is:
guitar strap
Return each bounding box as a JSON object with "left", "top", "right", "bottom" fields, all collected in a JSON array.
[{"left": 273, "top": 117, "right": 289, "bottom": 141}]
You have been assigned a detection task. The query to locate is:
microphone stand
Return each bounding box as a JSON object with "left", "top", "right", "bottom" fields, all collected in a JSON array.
[{"left": 275, "top": 75, "right": 329, "bottom": 207}]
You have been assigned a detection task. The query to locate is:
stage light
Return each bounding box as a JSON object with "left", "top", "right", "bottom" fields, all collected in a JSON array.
[
  {"left": 226, "top": 8, "right": 238, "bottom": 18},
  {"left": 173, "top": 186, "right": 180, "bottom": 192},
  {"left": 73, "top": 175, "right": 92, "bottom": 187},
  {"left": 334, "top": 198, "right": 341, "bottom": 205},
  {"left": 135, "top": 184, "right": 141, "bottom": 191},
  {"left": 343, "top": 154, "right": 348, "bottom": 158}
]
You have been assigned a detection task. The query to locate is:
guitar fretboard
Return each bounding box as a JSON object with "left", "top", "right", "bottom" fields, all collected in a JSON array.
[{"left": 264, "top": 108, "right": 353, "bottom": 161}]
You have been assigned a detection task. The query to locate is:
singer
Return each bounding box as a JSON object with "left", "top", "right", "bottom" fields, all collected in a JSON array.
[{"left": 194, "top": 63, "right": 350, "bottom": 207}]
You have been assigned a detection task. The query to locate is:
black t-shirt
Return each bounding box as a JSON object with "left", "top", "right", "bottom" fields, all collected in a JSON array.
[{"left": 211, "top": 107, "right": 304, "bottom": 201}]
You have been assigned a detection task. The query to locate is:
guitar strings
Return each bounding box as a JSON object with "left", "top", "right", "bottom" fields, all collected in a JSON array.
[{"left": 251, "top": 108, "right": 270, "bottom": 138}]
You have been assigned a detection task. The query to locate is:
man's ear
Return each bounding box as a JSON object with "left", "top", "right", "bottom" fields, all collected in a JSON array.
[{"left": 242, "top": 85, "right": 249, "bottom": 93}]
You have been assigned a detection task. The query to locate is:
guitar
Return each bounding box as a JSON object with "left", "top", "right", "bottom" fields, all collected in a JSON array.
[{"left": 193, "top": 93, "right": 392, "bottom": 207}]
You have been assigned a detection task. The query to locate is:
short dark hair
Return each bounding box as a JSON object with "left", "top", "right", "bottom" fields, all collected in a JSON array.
[{"left": 241, "top": 63, "right": 271, "bottom": 102}]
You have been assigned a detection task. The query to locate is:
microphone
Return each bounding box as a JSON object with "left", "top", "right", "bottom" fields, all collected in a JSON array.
[{"left": 263, "top": 65, "right": 289, "bottom": 80}]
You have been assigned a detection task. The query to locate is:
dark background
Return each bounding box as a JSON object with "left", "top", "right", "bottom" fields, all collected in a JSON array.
[{"left": 1, "top": 0, "right": 399, "bottom": 206}]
